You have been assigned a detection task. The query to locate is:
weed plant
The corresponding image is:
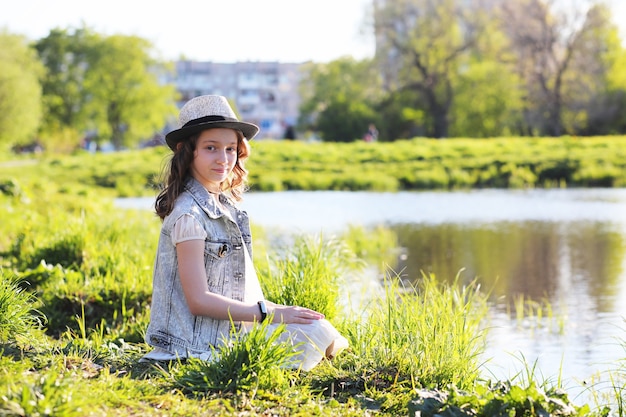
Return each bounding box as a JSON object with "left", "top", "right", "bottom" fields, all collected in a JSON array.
[
  {"left": 0, "top": 271, "right": 43, "bottom": 344},
  {"left": 509, "top": 293, "right": 567, "bottom": 335},
  {"left": 342, "top": 224, "right": 400, "bottom": 269},
  {"left": 258, "top": 234, "right": 364, "bottom": 321},
  {"left": 347, "top": 271, "right": 489, "bottom": 390},
  {"left": 581, "top": 329, "right": 626, "bottom": 416},
  {"left": 171, "top": 321, "right": 298, "bottom": 395}
]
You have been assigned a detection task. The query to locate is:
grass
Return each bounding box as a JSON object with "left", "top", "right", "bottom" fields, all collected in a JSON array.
[
  {"left": 1, "top": 146, "right": 625, "bottom": 415},
  {"left": 170, "top": 321, "right": 300, "bottom": 395},
  {"left": 348, "top": 270, "right": 488, "bottom": 391},
  {"left": 0, "top": 271, "right": 44, "bottom": 344},
  {"left": 509, "top": 293, "right": 567, "bottom": 335},
  {"left": 5, "top": 136, "right": 626, "bottom": 199},
  {"left": 258, "top": 234, "right": 363, "bottom": 321}
]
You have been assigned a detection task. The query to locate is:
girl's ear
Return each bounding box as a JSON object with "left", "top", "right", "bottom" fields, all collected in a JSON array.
[{"left": 175, "top": 142, "right": 184, "bottom": 152}]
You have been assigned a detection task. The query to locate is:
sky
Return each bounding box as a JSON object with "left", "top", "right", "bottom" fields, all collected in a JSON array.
[
  {"left": 2, "top": 0, "right": 626, "bottom": 64},
  {"left": 1, "top": 0, "right": 375, "bottom": 63}
]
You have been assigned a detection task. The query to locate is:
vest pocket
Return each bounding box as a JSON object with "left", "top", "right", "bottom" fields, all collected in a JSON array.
[
  {"left": 204, "top": 241, "right": 231, "bottom": 292},
  {"left": 205, "top": 241, "right": 231, "bottom": 259}
]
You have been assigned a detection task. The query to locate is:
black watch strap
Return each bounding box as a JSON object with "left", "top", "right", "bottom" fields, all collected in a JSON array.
[{"left": 257, "top": 300, "right": 267, "bottom": 322}]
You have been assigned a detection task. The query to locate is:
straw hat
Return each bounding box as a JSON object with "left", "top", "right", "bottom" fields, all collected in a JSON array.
[{"left": 165, "top": 95, "right": 259, "bottom": 150}]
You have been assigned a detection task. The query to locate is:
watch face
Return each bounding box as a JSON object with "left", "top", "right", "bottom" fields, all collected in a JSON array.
[{"left": 259, "top": 301, "right": 267, "bottom": 313}]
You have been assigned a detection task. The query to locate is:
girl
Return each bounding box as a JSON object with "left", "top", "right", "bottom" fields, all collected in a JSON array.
[{"left": 142, "top": 95, "right": 348, "bottom": 370}]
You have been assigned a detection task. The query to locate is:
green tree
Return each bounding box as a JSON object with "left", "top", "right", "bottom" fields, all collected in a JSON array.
[
  {"left": 577, "top": 4, "right": 626, "bottom": 135},
  {"left": 0, "top": 30, "right": 44, "bottom": 151},
  {"left": 35, "top": 27, "right": 178, "bottom": 150},
  {"left": 376, "top": 89, "right": 427, "bottom": 140},
  {"left": 450, "top": 14, "right": 524, "bottom": 137},
  {"left": 84, "top": 34, "right": 178, "bottom": 149},
  {"left": 34, "top": 27, "right": 98, "bottom": 149},
  {"left": 451, "top": 60, "right": 523, "bottom": 137},
  {"left": 298, "top": 57, "right": 382, "bottom": 142},
  {"left": 373, "top": 0, "right": 484, "bottom": 138},
  {"left": 500, "top": 0, "right": 611, "bottom": 136}
]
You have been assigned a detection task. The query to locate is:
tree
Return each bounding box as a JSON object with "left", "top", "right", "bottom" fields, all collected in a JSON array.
[
  {"left": 35, "top": 27, "right": 178, "bottom": 150},
  {"left": 451, "top": 60, "right": 524, "bottom": 137},
  {"left": 0, "top": 30, "right": 44, "bottom": 151},
  {"left": 34, "top": 27, "right": 97, "bottom": 144},
  {"left": 373, "top": 0, "right": 485, "bottom": 138},
  {"left": 499, "top": 0, "right": 611, "bottom": 136},
  {"left": 84, "top": 34, "right": 178, "bottom": 149},
  {"left": 298, "top": 57, "right": 382, "bottom": 142},
  {"left": 574, "top": 4, "right": 626, "bottom": 135},
  {"left": 450, "top": 13, "right": 524, "bottom": 137}
]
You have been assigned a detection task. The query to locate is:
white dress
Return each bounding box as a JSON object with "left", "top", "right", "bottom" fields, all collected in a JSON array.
[{"left": 142, "top": 211, "right": 348, "bottom": 371}]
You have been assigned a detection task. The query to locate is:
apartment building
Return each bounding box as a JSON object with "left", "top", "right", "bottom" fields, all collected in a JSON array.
[{"left": 168, "top": 60, "right": 305, "bottom": 140}]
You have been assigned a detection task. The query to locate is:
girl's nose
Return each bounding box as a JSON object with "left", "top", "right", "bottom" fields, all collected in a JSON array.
[{"left": 216, "top": 150, "right": 228, "bottom": 163}]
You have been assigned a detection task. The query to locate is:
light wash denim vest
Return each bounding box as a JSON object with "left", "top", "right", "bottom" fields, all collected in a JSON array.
[{"left": 145, "top": 177, "right": 253, "bottom": 357}]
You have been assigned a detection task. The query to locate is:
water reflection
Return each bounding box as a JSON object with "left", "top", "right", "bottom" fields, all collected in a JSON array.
[
  {"left": 392, "top": 220, "right": 625, "bottom": 314},
  {"left": 387, "top": 217, "right": 626, "bottom": 402}
]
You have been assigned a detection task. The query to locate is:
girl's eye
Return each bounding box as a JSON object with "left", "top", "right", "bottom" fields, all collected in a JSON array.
[{"left": 226, "top": 147, "right": 237, "bottom": 152}]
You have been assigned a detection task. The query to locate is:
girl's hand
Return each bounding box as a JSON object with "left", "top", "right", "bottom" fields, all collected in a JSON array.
[{"left": 267, "top": 303, "right": 324, "bottom": 324}]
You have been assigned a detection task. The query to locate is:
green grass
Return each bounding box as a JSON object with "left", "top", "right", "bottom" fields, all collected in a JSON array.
[
  {"left": 4, "top": 136, "right": 626, "bottom": 199},
  {"left": 0, "top": 147, "right": 625, "bottom": 415},
  {"left": 258, "top": 234, "right": 363, "bottom": 321},
  {"left": 351, "top": 271, "right": 488, "bottom": 391},
  {"left": 0, "top": 270, "right": 44, "bottom": 344},
  {"left": 170, "top": 320, "right": 300, "bottom": 395}
]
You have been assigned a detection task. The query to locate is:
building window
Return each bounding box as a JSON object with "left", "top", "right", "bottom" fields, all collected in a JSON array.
[
  {"left": 240, "top": 104, "right": 254, "bottom": 113},
  {"left": 261, "top": 91, "right": 276, "bottom": 103}
]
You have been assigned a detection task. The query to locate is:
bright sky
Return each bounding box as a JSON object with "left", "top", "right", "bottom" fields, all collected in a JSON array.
[
  {"left": 3, "top": 0, "right": 626, "bottom": 63},
  {"left": 1, "top": 0, "right": 375, "bottom": 63}
]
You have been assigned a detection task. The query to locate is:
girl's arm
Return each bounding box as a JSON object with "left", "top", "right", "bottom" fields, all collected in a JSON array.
[{"left": 177, "top": 239, "right": 323, "bottom": 324}]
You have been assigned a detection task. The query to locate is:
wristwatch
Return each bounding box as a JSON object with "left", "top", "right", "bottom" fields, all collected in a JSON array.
[{"left": 257, "top": 300, "right": 267, "bottom": 323}]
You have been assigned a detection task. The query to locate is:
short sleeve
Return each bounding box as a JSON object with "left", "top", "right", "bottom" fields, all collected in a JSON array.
[{"left": 171, "top": 214, "right": 207, "bottom": 245}]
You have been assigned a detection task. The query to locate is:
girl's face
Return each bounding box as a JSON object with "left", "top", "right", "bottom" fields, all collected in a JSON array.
[{"left": 189, "top": 128, "right": 239, "bottom": 192}]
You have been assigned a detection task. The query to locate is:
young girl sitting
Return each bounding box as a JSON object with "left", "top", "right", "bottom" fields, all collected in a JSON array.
[{"left": 142, "top": 95, "right": 348, "bottom": 370}]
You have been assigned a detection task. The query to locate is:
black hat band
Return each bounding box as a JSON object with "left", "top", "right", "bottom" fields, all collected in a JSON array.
[{"left": 182, "top": 115, "right": 238, "bottom": 128}]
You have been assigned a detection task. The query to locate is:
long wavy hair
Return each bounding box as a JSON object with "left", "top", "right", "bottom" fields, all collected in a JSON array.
[{"left": 155, "top": 129, "right": 251, "bottom": 220}]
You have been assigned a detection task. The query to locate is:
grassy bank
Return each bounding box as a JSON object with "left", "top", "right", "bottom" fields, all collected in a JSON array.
[
  {"left": 0, "top": 139, "right": 625, "bottom": 415},
  {"left": 0, "top": 189, "right": 483, "bottom": 416},
  {"left": 0, "top": 198, "right": 621, "bottom": 416},
  {"left": 2, "top": 136, "right": 626, "bottom": 199}
]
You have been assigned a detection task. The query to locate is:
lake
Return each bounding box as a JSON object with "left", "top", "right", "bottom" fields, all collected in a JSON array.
[{"left": 117, "top": 188, "right": 626, "bottom": 405}]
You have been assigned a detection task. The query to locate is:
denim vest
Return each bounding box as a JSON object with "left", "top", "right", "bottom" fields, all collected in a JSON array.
[{"left": 145, "top": 177, "right": 253, "bottom": 357}]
